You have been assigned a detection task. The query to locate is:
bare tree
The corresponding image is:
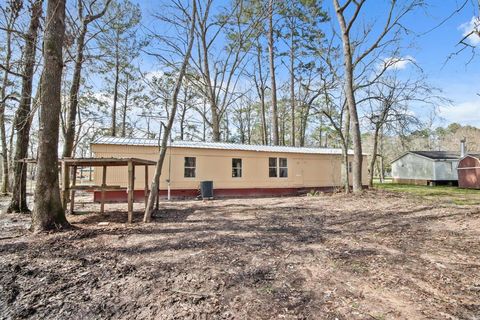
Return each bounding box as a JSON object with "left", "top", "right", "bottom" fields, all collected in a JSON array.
[
  {"left": 365, "top": 75, "right": 443, "bottom": 187},
  {"left": 0, "top": 0, "right": 22, "bottom": 194},
  {"left": 333, "top": 0, "right": 422, "bottom": 193},
  {"left": 268, "top": 0, "right": 279, "bottom": 145},
  {"left": 250, "top": 44, "right": 269, "bottom": 145},
  {"left": 31, "top": 0, "right": 70, "bottom": 232},
  {"left": 97, "top": 0, "right": 142, "bottom": 137},
  {"left": 62, "top": 0, "right": 111, "bottom": 158},
  {"left": 7, "top": 0, "right": 43, "bottom": 213},
  {"left": 189, "top": 0, "right": 250, "bottom": 142},
  {"left": 144, "top": 0, "right": 196, "bottom": 222}
]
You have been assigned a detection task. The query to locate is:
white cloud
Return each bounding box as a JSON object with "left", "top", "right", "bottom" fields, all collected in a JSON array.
[
  {"left": 459, "top": 16, "right": 480, "bottom": 46},
  {"left": 439, "top": 99, "right": 480, "bottom": 126},
  {"left": 144, "top": 70, "right": 165, "bottom": 82},
  {"left": 382, "top": 55, "right": 415, "bottom": 70}
]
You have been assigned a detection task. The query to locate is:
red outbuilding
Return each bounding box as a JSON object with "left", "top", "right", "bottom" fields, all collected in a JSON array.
[{"left": 458, "top": 154, "right": 480, "bottom": 189}]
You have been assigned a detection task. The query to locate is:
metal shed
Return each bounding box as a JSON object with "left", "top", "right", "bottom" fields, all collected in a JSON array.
[
  {"left": 458, "top": 154, "right": 480, "bottom": 189},
  {"left": 391, "top": 151, "right": 460, "bottom": 185}
]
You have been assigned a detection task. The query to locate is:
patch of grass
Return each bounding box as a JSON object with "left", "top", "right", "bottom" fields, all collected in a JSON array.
[{"left": 374, "top": 183, "right": 480, "bottom": 205}]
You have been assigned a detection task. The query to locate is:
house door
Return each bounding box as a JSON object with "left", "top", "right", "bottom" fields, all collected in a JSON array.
[{"left": 294, "top": 160, "right": 304, "bottom": 187}]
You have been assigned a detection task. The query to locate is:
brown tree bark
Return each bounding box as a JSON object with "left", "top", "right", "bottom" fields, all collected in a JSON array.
[
  {"left": 111, "top": 32, "right": 120, "bottom": 137},
  {"left": 63, "top": 0, "right": 110, "bottom": 158},
  {"left": 253, "top": 46, "right": 268, "bottom": 145},
  {"left": 62, "top": 25, "right": 86, "bottom": 159},
  {"left": 179, "top": 88, "right": 188, "bottom": 140},
  {"left": 268, "top": 0, "right": 279, "bottom": 145},
  {"left": 334, "top": 0, "right": 363, "bottom": 193},
  {"left": 7, "top": 0, "right": 43, "bottom": 213},
  {"left": 144, "top": 0, "right": 196, "bottom": 222},
  {"left": 0, "top": 12, "right": 14, "bottom": 195},
  {"left": 198, "top": 16, "right": 221, "bottom": 142},
  {"left": 289, "top": 32, "right": 295, "bottom": 147},
  {"left": 368, "top": 125, "right": 381, "bottom": 188},
  {"left": 342, "top": 109, "right": 351, "bottom": 193},
  {"left": 121, "top": 75, "right": 129, "bottom": 137},
  {"left": 31, "top": 0, "right": 70, "bottom": 232}
]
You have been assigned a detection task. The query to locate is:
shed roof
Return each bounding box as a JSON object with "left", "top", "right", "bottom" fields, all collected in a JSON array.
[
  {"left": 392, "top": 150, "right": 480, "bottom": 163},
  {"left": 410, "top": 151, "right": 460, "bottom": 160},
  {"left": 92, "top": 136, "right": 356, "bottom": 155},
  {"left": 462, "top": 153, "right": 480, "bottom": 160}
]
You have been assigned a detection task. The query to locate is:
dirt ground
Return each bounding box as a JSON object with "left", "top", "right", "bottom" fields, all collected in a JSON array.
[{"left": 0, "top": 190, "right": 479, "bottom": 319}]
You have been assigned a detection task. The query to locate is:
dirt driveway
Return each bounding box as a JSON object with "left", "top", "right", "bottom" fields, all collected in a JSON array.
[{"left": 0, "top": 190, "right": 479, "bottom": 319}]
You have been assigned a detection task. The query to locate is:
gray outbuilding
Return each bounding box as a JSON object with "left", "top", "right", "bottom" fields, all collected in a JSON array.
[{"left": 391, "top": 151, "right": 460, "bottom": 186}]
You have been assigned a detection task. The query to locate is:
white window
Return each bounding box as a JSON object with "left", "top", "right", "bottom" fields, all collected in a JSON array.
[
  {"left": 184, "top": 157, "right": 196, "bottom": 178},
  {"left": 269, "top": 157, "right": 288, "bottom": 178},
  {"left": 232, "top": 158, "right": 242, "bottom": 177},
  {"left": 279, "top": 158, "right": 288, "bottom": 178},
  {"left": 269, "top": 158, "right": 277, "bottom": 177}
]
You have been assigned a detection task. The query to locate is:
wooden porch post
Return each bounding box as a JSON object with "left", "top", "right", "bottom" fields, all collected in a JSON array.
[
  {"left": 69, "top": 165, "right": 77, "bottom": 214},
  {"left": 100, "top": 165, "right": 107, "bottom": 214},
  {"left": 127, "top": 161, "right": 135, "bottom": 223}
]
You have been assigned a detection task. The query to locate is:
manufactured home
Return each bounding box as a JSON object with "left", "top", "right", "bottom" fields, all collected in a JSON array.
[
  {"left": 391, "top": 151, "right": 460, "bottom": 185},
  {"left": 458, "top": 154, "right": 480, "bottom": 189},
  {"left": 90, "top": 137, "right": 368, "bottom": 201}
]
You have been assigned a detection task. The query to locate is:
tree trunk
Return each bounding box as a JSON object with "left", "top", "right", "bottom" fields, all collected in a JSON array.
[
  {"left": 255, "top": 47, "right": 268, "bottom": 145},
  {"left": 8, "top": 0, "right": 43, "bottom": 213},
  {"left": 268, "top": 0, "right": 279, "bottom": 145},
  {"left": 31, "top": 0, "right": 70, "bottom": 232},
  {"left": 63, "top": 24, "right": 87, "bottom": 159},
  {"left": 198, "top": 16, "right": 221, "bottom": 142},
  {"left": 64, "top": 0, "right": 110, "bottom": 145},
  {"left": 111, "top": 35, "right": 120, "bottom": 137},
  {"left": 260, "top": 90, "right": 268, "bottom": 144},
  {"left": 121, "top": 76, "right": 129, "bottom": 137},
  {"left": 368, "top": 125, "right": 380, "bottom": 188},
  {"left": 179, "top": 88, "right": 187, "bottom": 140},
  {"left": 342, "top": 109, "right": 350, "bottom": 193},
  {"left": 144, "top": 0, "right": 196, "bottom": 222},
  {"left": 211, "top": 109, "right": 221, "bottom": 141},
  {"left": 0, "top": 21, "right": 12, "bottom": 195},
  {"left": 379, "top": 156, "right": 385, "bottom": 182},
  {"left": 334, "top": 2, "right": 363, "bottom": 193},
  {"left": 289, "top": 31, "right": 295, "bottom": 147}
]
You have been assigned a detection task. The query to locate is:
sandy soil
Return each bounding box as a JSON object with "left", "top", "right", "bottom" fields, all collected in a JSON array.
[{"left": 0, "top": 190, "right": 479, "bottom": 319}]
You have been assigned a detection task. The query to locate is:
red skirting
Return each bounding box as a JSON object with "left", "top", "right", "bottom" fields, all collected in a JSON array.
[{"left": 92, "top": 186, "right": 341, "bottom": 203}]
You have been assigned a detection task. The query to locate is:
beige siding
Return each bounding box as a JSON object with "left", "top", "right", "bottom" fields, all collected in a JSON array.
[{"left": 91, "top": 144, "right": 368, "bottom": 189}]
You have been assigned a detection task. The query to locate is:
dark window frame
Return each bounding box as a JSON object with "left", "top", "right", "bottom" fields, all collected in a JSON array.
[
  {"left": 269, "top": 157, "right": 277, "bottom": 177},
  {"left": 184, "top": 157, "right": 196, "bottom": 178},
  {"left": 232, "top": 158, "right": 242, "bottom": 178},
  {"left": 279, "top": 157, "right": 288, "bottom": 178}
]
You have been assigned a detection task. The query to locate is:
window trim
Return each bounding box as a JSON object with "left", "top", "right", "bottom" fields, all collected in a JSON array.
[
  {"left": 184, "top": 157, "right": 196, "bottom": 178},
  {"left": 269, "top": 157, "right": 278, "bottom": 178},
  {"left": 269, "top": 157, "right": 288, "bottom": 178},
  {"left": 232, "top": 158, "right": 242, "bottom": 178},
  {"left": 279, "top": 157, "right": 288, "bottom": 178}
]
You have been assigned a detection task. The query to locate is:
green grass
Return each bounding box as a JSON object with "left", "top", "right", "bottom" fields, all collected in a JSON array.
[{"left": 374, "top": 182, "right": 480, "bottom": 205}]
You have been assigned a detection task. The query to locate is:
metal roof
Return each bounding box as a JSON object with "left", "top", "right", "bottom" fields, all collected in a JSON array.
[
  {"left": 92, "top": 136, "right": 355, "bottom": 155},
  {"left": 392, "top": 150, "right": 480, "bottom": 163},
  {"left": 462, "top": 153, "right": 480, "bottom": 160},
  {"left": 410, "top": 151, "right": 461, "bottom": 160}
]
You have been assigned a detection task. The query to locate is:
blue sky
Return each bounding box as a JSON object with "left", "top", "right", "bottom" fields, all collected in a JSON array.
[{"left": 132, "top": 0, "right": 480, "bottom": 128}]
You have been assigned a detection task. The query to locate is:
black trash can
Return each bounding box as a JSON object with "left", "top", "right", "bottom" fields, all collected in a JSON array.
[{"left": 200, "top": 181, "right": 214, "bottom": 199}]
